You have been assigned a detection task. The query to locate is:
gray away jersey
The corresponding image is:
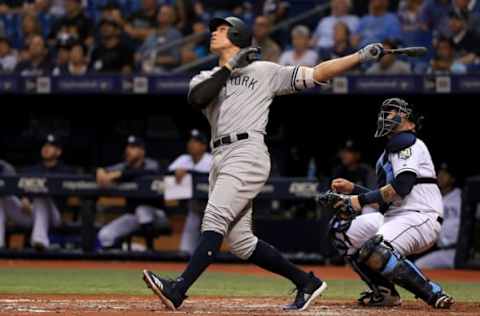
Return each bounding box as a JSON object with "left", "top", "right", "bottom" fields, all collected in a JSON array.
[{"left": 189, "top": 61, "right": 302, "bottom": 140}]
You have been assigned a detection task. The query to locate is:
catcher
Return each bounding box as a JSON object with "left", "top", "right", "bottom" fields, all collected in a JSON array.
[{"left": 319, "top": 98, "right": 454, "bottom": 309}]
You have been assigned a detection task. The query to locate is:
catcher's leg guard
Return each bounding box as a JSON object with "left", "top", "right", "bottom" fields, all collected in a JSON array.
[
  {"left": 358, "top": 235, "right": 453, "bottom": 308},
  {"left": 348, "top": 255, "right": 400, "bottom": 306}
]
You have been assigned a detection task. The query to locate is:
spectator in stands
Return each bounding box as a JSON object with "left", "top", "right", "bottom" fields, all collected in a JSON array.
[
  {"left": 53, "top": 41, "right": 88, "bottom": 76},
  {"left": 398, "top": 0, "right": 433, "bottom": 51},
  {"left": 168, "top": 130, "right": 212, "bottom": 255},
  {"left": 452, "top": 1, "right": 480, "bottom": 33},
  {"left": 100, "top": 2, "right": 123, "bottom": 22},
  {"left": 279, "top": 25, "right": 318, "bottom": 66},
  {"left": 448, "top": 10, "right": 480, "bottom": 64},
  {"left": 47, "top": 0, "right": 66, "bottom": 18},
  {"left": 19, "top": 13, "right": 42, "bottom": 50},
  {"left": 174, "top": 0, "right": 196, "bottom": 35},
  {"left": 419, "top": 0, "right": 452, "bottom": 38},
  {"left": 125, "top": 0, "right": 158, "bottom": 45},
  {"left": 253, "top": 15, "right": 281, "bottom": 62},
  {"left": 33, "top": 0, "right": 58, "bottom": 39},
  {"left": 427, "top": 36, "right": 467, "bottom": 74},
  {"left": 312, "top": 0, "right": 359, "bottom": 49},
  {"left": 137, "top": 4, "right": 182, "bottom": 74},
  {"left": 22, "top": 133, "right": 76, "bottom": 251},
  {"left": 15, "top": 35, "right": 52, "bottom": 76},
  {"left": 0, "top": 159, "right": 32, "bottom": 250},
  {"left": 49, "top": 0, "right": 93, "bottom": 46},
  {"left": 365, "top": 39, "right": 412, "bottom": 74},
  {"left": 51, "top": 33, "right": 75, "bottom": 74},
  {"left": 416, "top": 163, "right": 462, "bottom": 269},
  {"left": 331, "top": 139, "right": 376, "bottom": 190},
  {"left": 96, "top": 135, "right": 168, "bottom": 250},
  {"left": 453, "top": 0, "right": 480, "bottom": 17},
  {"left": 318, "top": 21, "right": 356, "bottom": 63},
  {"left": 0, "top": 36, "right": 17, "bottom": 73},
  {"left": 352, "top": 0, "right": 401, "bottom": 48},
  {"left": 192, "top": 1, "right": 211, "bottom": 24},
  {"left": 252, "top": 0, "right": 290, "bottom": 25},
  {"left": 180, "top": 20, "right": 209, "bottom": 64},
  {"left": 90, "top": 18, "right": 134, "bottom": 74}
]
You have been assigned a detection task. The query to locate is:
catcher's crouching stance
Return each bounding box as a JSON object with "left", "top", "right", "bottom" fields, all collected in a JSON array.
[{"left": 319, "top": 98, "right": 454, "bottom": 309}]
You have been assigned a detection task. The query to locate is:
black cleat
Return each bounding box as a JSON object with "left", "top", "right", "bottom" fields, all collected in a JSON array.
[
  {"left": 358, "top": 286, "right": 402, "bottom": 307},
  {"left": 431, "top": 292, "right": 454, "bottom": 309},
  {"left": 142, "top": 270, "right": 186, "bottom": 310},
  {"left": 283, "top": 272, "right": 327, "bottom": 311}
]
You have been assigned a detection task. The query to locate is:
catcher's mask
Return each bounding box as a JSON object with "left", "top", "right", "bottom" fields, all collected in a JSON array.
[{"left": 374, "top": 98, "right": 420, "bottom": 138}]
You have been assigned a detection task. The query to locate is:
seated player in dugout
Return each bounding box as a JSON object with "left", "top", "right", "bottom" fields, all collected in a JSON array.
[
  {"left": 329, "top": 98, "right": 454, "bottom": 308},
  {"left": 22, "top": 133, "right": 76, "bottom": 251},
  {"left": 0, "top": 159, "right": 32, "bottom": 250},
  {"left": 143, "top": 15, "right": 386, "bottom": 312},
  {"left": 96, "top": 135, "right": 168, "bottom": 250},
  {"left": 415, "top": 162, "right": 462, "bottom": 269},
  {"left": 332, "top": 139, "right": 376, "bottom": 190},
  {"left": 167, "top": 129, "right": 213, "bottom": 256}
]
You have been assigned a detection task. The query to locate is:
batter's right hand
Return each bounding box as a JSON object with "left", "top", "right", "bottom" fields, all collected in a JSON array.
[
  {"left": 225, "top": 47, "right": 261, "bottom": 70},
  {"left": 331, "top": 178, "right": 354, "bottom": 194}
]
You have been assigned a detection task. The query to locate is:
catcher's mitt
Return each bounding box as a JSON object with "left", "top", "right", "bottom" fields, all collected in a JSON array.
[{"left": 316, "top": 190, "right": 359, "bottom": 221}]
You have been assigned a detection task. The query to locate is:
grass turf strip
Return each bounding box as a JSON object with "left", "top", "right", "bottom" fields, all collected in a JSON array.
[{"left": 0, "top": 268, "right": 478, "bottom": 302}]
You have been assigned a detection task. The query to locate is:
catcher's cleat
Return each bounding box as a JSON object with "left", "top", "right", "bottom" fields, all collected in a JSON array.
[
  {"left": 430, "top": 291, "right": 454, "bottom": 309},
  {"left": 142, "top": 270, "right": 186, "bottom": 310},
  {"left": 283, "top": 272, "right": 327, "bottom": 311},
  {"left": 358, "top": 286, "right": 402, "bottom": 307}
]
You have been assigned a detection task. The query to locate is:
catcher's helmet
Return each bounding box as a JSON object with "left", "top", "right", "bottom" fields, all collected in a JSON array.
[
  {"left": 209, "top": 16, "right": 252, "bottom": 48},
  {"left": 374, "top": 98, "right": 422, "bottom": 138}
]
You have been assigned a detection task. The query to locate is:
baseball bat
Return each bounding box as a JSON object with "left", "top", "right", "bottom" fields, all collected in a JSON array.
[{"left": 384, "top": 47, "right": 428, "bottom": 57}]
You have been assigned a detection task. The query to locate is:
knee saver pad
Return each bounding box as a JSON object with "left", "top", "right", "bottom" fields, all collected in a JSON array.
[
  {"left": 328, "top": 216, "right": 354, "bottom": 256},
  {"left": 358, "top": 235, "right": 393, "bottom": 272},
  {"left": 227, "top": 233, "right": 258, "bottom": 260}
]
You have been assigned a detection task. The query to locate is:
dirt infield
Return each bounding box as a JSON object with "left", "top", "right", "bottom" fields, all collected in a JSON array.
[
  {"left": 0, "top": 294, "right": 479, "bottom": 316},
  {"left": 1, "top": 260, "right": 480, "bottom": 316}
]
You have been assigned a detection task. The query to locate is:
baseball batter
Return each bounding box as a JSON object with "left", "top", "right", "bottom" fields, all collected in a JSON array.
[
  {"left": 143, "top": 16, "right": 384, "bottom": 311},
  {"left": 327, "top": 98, "right": 454, "bottom": 308}
]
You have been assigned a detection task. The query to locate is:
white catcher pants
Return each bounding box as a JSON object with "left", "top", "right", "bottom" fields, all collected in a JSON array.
[{"left": 335, "top": 210, "right": 442, "bottom": 257}]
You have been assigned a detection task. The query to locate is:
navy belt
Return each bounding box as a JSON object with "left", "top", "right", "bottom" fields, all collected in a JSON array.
[
  {"left": 415, "top": 178, "right": 438, "bottom": 185},
  {"left": 213, "top": 133, "right": 249, "bottom": 148}
]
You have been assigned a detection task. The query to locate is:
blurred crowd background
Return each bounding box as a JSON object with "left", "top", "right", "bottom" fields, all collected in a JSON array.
[{"left": 0, "top": 0, "right": 480, "bottom": 76}]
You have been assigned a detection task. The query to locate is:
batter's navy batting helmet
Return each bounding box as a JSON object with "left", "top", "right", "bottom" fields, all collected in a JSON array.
[
  {"left": 209, "top": 16, "right": 252, "bottom": 48},
  {"left": 375, "top": 98, "right": 423, "bottom": 138}
]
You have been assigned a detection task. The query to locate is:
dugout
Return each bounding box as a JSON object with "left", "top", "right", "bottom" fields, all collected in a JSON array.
[{"left": 1, "top": 88, "right": 479, "bottom": 266}]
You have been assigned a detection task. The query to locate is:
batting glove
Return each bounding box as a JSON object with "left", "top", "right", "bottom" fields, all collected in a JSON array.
[
  {"left": 357, "top": 43, "right": 384, "bottom": 63},
  {"left": 225, "top": 47, "right": 261, "bottom": 70}
]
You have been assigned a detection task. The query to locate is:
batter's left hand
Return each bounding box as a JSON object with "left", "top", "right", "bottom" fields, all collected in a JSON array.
[
  {"left": 357, "top": 43, "right": 384, "bottom": 63},
  {"left": 225, "top": 47, "right": 261, "bottom": 70}
]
